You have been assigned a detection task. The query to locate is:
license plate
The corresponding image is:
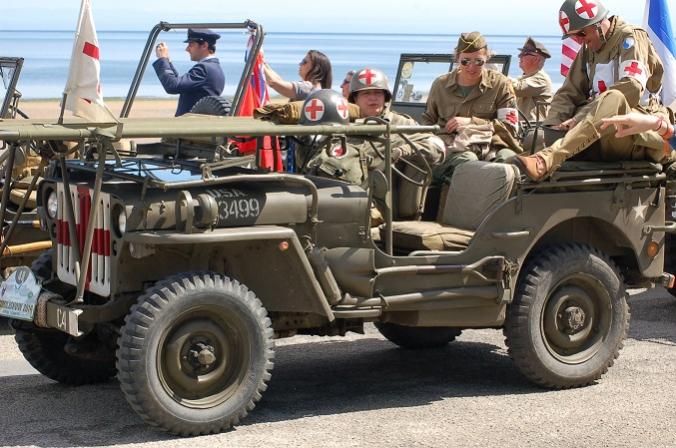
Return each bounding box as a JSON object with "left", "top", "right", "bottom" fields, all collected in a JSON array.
[{"left": 0, "top": 267, "right": 41, "bottom": 321}]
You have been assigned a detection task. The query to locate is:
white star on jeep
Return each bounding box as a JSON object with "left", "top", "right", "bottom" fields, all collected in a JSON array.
[{"left": 632, "top": 197, "right": 648, "bottom": 221}]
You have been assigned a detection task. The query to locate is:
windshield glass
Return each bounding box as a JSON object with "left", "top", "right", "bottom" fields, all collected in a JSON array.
[{"left": 0, "top": 58, "right": 21, "bottom": 118}]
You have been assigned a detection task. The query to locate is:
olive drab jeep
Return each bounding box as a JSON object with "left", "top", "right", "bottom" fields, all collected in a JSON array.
[{"left": 1, "top": 45, "right": 675, "bottom": 436}]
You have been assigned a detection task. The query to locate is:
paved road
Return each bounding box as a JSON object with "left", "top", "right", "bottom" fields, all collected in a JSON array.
[{"left": 1, "top": 289, "right": 675, "bottom": 448}]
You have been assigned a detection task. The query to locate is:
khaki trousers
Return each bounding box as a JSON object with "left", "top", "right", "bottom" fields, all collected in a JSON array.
[{"left": 538, "top": 90, "right": 674, "bottom": 175}]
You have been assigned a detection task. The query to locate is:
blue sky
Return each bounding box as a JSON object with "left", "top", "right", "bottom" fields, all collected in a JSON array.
[{"left": 1, "top": 0, "right": 674, "bottom": 35}]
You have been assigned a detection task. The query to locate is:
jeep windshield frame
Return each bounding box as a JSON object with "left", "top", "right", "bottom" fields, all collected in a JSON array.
[
  {"left": 0, "top": 57, "right": 23, "bottom": 119},
  {"left": 120, "top": 20, "right": 263, "bottom": 118}
]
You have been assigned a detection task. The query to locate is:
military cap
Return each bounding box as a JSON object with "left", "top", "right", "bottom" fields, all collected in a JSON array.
[
  {"left": 455, "top": 32, "right": 487, "bottom": 54},
  {"left": 518, "top": 37, "right": 552, "bottom": 59},
  {"left": 184, "top": 28, "right": 221, "bottom": 45}
]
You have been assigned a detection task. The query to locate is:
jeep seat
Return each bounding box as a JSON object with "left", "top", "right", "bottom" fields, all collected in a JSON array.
[{"left": 384, "top": 161, "right": 519, "bottom": 252}]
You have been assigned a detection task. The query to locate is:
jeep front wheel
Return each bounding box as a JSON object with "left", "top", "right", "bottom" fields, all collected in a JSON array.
[
  {"left": 116, "top": 272, "right": 274, "bottom": 436},
  {"left": 375, "top": 322, "right": 462, "bottom": 349},
  {"left": 504, "top": 244, "right": 629, "bottom": 389}
]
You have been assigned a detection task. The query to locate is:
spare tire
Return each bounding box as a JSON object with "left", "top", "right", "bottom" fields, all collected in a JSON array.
[{"left": 190, "top": 96, "right": 232, "bottom": 116}]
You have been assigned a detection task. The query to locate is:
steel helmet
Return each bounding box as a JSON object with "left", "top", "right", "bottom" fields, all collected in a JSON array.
[
  {"left": 299, "top": 89, "right": 350, "bottom": 126},
  {"left": 558, "top": 0, "right": 609, "bottom": 36},
  {"left": 348, "top": 68, "right": 392, "bottom": 103}
]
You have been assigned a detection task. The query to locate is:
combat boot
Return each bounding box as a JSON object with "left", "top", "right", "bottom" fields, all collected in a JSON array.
[{"left": 510, "top": 154, "right": 548, "bottom": 181}]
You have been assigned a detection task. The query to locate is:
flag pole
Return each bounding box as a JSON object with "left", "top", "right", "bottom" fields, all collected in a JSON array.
[{"left": 58, "top": 92, "right": 68, "bottom": 125}]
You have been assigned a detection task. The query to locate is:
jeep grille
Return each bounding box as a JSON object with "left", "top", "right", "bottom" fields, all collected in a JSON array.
[{"left": 55, "top": 183, "right": 111, "bottom": 296}]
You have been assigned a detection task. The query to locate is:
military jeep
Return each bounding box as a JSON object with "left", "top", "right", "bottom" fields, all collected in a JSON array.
[{"left": 0, "top": 109, "right": 673, "bottom": 435}]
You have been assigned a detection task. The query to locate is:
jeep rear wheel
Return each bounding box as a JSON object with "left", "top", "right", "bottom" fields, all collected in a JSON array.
[
  {"left": 504, "top": 244, "right": 629, "bottom": 389},
  {"left": 375, "top": 322, "right": 462, "bottom": 349},
  {"left": 116, "top": 272, "right": 274, "bottom": 436}
]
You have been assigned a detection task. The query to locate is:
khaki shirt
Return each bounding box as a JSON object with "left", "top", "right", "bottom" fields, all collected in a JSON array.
[
  {"left": 545, "top": 15, "right": 664, "bottom": 126},
  {"left": 512, "top": 69, "right": 552, "bottom": 122},
  {"left": 422, "top": 68, "right": 522, "bottom": 153},
  {"left": 301, "top": 110, "right": 444, "bottom": 188}
]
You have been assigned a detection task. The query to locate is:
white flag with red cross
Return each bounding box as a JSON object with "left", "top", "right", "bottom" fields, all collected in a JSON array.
[{"left": 63, "top": 0, "right": 117, "bottom": 122}]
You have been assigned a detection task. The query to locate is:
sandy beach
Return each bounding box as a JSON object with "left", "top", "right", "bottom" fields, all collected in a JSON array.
[{"left": 18, "top": 98, "right": 179, "bottom": 119}]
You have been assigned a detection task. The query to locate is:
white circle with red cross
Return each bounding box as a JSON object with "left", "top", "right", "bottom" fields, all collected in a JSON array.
[
  {"left": 303, "top": 98, "right": 325, "bottom": 122},
  {"left": 574, "top": 0, "right": 598, "bottom": 19},
  {"left": 559, "top": 10, "right": 571, "bottom": 33},
  {"left": 357, "top": 69, "right": 382, "bottom": 86},
  {"left": 329, "top": 144, "right": 347, "bottom": 159},
  {"left": 335, "top": 98, "right": 349, "bottom": 120}
]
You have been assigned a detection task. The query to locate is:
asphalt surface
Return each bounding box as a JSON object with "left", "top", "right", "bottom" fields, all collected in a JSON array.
[{"left": 0, "top": 288, "right": 675, "bottom": 448}]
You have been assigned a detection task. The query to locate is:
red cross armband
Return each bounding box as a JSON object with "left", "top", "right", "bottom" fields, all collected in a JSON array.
[
  {"left": 619, "top": 60, "right": 648, "bottom": 89},
  {"left": 497, "top": 107, "right": 519, "bottom": 132}
]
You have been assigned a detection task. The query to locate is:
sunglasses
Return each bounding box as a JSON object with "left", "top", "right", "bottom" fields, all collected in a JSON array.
[
  {"left": 299, "top": 58, "right": 310, "bottom": 65},
  {"left": 341, "top": 78, "right": 351, "bottom": 86},
  {"left": 519, "top": 51, "right": 538, "bottom": 58},
  {"left": 459, "top": 58, "right": 486, "bottom": 67},
  {"left": 570, "top": 29, "right": 588, "bottom": 38}
]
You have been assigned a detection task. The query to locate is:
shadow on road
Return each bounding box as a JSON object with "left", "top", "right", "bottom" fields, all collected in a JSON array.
[
  {"left": 628, "top": 288, "right": 676, "bottom": 344},
  {"left": 0, "top": 336, "right": 547, "bottom": 446}
]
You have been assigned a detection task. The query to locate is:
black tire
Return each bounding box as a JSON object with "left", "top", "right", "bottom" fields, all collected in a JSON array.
[
  {"left": 504, "top": 244, "right": 629, "bottom": 389},
  {"left": 116, "top": 272, "right": 274, "bottom": 436},
  {"left": 375, "top": 322, "right": 462, "bottom": 349},
  {"left": 664, "top": 234, "right": 676, "bottom": 297},
  {"left": 30, "top": 250, "right": 53, "bottom": 282},
  {"left": 190, "top": 96, "right": 232, "bottom": 116},
  {"left": 13, "top": 250, "right": 116, "bottom": 385},
  {"left": 15, "top": 326, "right": 117, "bottom": 385}
]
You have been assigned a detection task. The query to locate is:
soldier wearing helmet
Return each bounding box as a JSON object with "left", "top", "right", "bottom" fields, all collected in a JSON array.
[
  {"left": 421, "top": 32, "right": 523, "bottom": 185},
  {"left": 298, "top": 72, "right": 444, "bottom": 220},
  {"left": 347, "top": 68, "right": 444, "bottom": 186},
  {"left": 512, "top": 0, "right": 675, "bottom": 181}
]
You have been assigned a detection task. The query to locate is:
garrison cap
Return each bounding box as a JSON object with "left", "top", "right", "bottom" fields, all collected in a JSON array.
[
  {"left": 184, "top": 28, "right": 221, "bottom": 45},
  {"left": 518, "top": 37, "right": 551, "bottom": 59},
  {"left": 455, "top": 32, "right": 487, "bottom": 54}
]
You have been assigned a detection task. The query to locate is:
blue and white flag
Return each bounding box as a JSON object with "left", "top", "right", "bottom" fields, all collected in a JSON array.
[{"left": 644, "top": 0, "right": 676, "bottom": 106}]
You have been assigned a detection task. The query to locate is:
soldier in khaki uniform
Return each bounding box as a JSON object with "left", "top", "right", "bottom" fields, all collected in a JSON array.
[
  {"left": 422, "top": 32, "right": 523, "bottom": 183},
  {"left": 513, "top": 0, "right": 674, "bottom": 181},
  {"left": 511, "top": 37, "right": 553, "bottom": 123},
  {"left": 298, "top": 71, "right": 444, "bottom": 189}
]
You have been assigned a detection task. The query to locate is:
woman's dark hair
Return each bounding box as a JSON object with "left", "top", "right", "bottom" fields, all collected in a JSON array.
[{"left": 305, "top": 50, "right": 332, "bottom": 89}]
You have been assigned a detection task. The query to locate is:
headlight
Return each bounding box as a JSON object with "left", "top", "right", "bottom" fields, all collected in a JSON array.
[
  {"left": 113, "top": 205, "right": 127, "bottom": 237},
  {"left": 46, "top": 191, "right": 58, "bottom": 219}
]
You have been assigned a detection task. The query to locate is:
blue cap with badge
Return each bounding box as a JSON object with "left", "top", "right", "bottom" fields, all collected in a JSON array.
[{"left": 183, "top": 28, "right": 221, "bottom": 45}]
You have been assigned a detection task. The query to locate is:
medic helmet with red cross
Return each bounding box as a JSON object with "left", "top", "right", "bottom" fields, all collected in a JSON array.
[
  {"left": 299, "top": 89, "right": 350, "bottom": 126},
  {"left": 348, "top": 68, "right": 392, "bottom": 103},
  {"left": 558, "top": 0, "right": 608, "bottom": 37}
]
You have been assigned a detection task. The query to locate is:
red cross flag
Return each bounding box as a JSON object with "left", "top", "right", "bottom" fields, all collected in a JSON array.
[{"left": 63, "top": 0, "right": 117, "bottom": 122}]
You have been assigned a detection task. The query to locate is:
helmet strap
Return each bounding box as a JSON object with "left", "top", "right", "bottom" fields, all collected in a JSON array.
[{"left": 595, "top": 22, "right": 606, "bottom": 45}]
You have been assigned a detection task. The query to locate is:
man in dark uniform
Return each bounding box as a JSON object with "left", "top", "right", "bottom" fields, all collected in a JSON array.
[{"left": 153, "top": 28, "right": 225, "bottom": 116}]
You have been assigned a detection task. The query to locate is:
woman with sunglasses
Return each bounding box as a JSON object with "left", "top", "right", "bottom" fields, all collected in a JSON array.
[
  {"left": 512, "top": 0, "right": 670, "bottom": 181},
  {"left": 422, "top": 32, "right": 523, "bottom": 184},
  {"left": 263, "top": 50, "right": 333, "bottom": 101}
]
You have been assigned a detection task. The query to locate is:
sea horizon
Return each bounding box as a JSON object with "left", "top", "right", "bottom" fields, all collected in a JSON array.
[{"left": 2, "top": 30, "right": 571, "bottom": 100}]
